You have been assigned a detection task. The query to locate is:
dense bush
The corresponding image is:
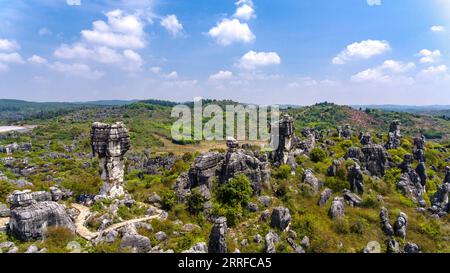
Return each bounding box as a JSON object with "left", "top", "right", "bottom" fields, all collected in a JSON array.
[
  {"left": 310, "top": 148, "right": 327, "bottom": 163},
  {"left": 186, "top": 191, "right": 206, "bottom": 215}
]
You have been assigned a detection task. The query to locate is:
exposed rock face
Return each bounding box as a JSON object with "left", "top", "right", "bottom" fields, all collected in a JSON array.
[
  {"left": 302, "top": 169, "right": 321, "bottom": 194},
  {"left": 397, "top": 155, "right": 426, "bottom": 207},
  {"left": 327, "top": 158, "right": 345, "bottom": 177},
  {"left": 345, "top": 145, "right": 389, "bottom": 177},
  {"left": 415, "top": 162, "right": 427, "bottom": 189},
  {"left": 143, "top": 155, "right": 176, "bottom": 175},
  {"left": 379, "top": 207, "right": 394, "bottom": 236},
  {"left": 385, "top": 120, "right": 402, "bottom": 149},
  {"left": 91, "top": 122, "right": 131, "bottom": 198},
  {"left": 341, "top": 124, "right": 352, "bottom": 139},
  {"left": 430, "top": 170, "right": 450, "bottom": 216},
  {"left": 270, "top": 207, "right": 291, "bottom": 230},
  {"left": 189, "top": 152, "right": 224, "bottom": 189},
  {"left": 208, "top": 217, "right": 228, "bottom": 253},
  {"left": 342, "top": 189, "right": 362, "bottom": 207},
  {"left": 272, "top": 115, "right": 296, "bottom": 166},
  {"left": 318, "top": 188, "right": 333, "bottom": 206},
  {"left": 328, "top": 197, "right": 345, "bottom": 219},
  {"left": 264, "top": 231, "right": 279, "bottom": 253},
  {"left": 393, "top": 212, "right": 408, "bottom": 239},
  {"left": 7, "top": 190, "right": 75, "bottom": 241},
  {"left": 348, "top": 163, "right": 364, "bottom": 195},
  {"left": 413, "top": 136, "right": 426, "bottom": 162}
]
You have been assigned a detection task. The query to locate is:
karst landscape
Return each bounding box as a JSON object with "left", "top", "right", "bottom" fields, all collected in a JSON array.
[{"left": 0, "top": 99, "right": 449, "bottom": 254}]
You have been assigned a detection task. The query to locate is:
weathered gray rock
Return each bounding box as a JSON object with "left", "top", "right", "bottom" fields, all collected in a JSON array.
[
  {"left": 385, "top": 120, "right": 402, "bottom": 149},
  {"left": 343, "top": 189, "right": 362, "bottom": 207},
  {"left": 148, "top": 193, "right": 162, "bottom": 204},
  {"left": 430, "top": 175, "right": 450, "bottom": 216},
  {"left": 143, "top": 155, "right": 176, "bottom": 175},
  {"left": 415, "top": 162, "right": 427, "bottom": 189},
  {"left": 342, "top": 124, "right": 352, "bottom": 139},
  {"left": 302, "top": 169, "right": 320, "bottom": 194},
  {"left": 258, "top": 196, "right": 271, "bottom": 207},
  {"left": 394, "top": 212, "right": 408, "bottom": 239},
  {"left": 300, "top": 236, "right": 310, "bottom": 250},
  {"left": 318, "top": 188, "right": 333, "bottom": 206},
  {"left": 7, "top": 191, "right": 75, "bottom": 241},
  {"left": 363, "top": 241, "right": 381, "bottom": 253},
  {"left": 413, "top": 136, "right": 426, "bottom": 162},
  {"left": 397, "top": 171, "right": 426, "bottom": 208},
  {"left": 247, "top": 202, "right": 259, "bottom": 212},
  {"left": 360, "top": 132, "right": 372, "bottom": 146},
  {"left": 286, "top": 237, "right": 305, "bottom": 253},
  {"left": 403, "top": 242, "right": 420, "bottom": 253},
  {"left": 182, "top": 242, "right": 208, "bottom": 253},
  {"left": 91, "top": 122, "right": 131, "bottom": 198},
  {"left": 253, "top": 234, "right": 263, "bottom": 244},
  {"left": 345, "top": 145, "right": 389, "bottom": 177},
  {"left": 120, "top": 234, "right": 152, "bottom": 253},
  {"left": 327, "top": 158, "right": 345, "bottom": 177},
  {"left": 328, "top": 197, "right": 345, "bottom": 219},
  {"left": 0, "top": 203, "right": 10, "bottom": 217},
  {"left": 379, "top": 207, "right": 394, "bottom": 236},
  {"left": 155, "top": 231, "right": 167, "bottom": 241},
  {"left": 386, "top": 239, "right": 400, "bottom": 253},
  {"left": 348, "top": 163, "right": 364, "bottom": 195},
  {"left": 264, "top": 231, "right": 279, "bottom": 253},
  {"left": 208, "top": 217, "right": 227, "bottom": 253},
  {"left": 270, "top": 207, "right": 291, "bottom": 230}
]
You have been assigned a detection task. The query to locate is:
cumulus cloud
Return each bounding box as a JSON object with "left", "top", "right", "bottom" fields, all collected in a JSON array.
[
  {"left": 332, "top": 39, "right": 390, "bottom": 64},
  {"left": 81, "top": 9, "right": 146, "bottom": 49},
  {"left": 417, "top": 49, "right": 441, "bottom": 63},
  {"left": 66, "top": 0, "right": 81, "bottom": 6},
  {"left": 351, "top": 60, "right": 415, "bottom": 84},
  {"left": 367, "top": 0, "right": 381, "bottom": 6},
  {"left": 208, "top": 18, "right": 255, "bottom": 46},
  {"left": 28, "top": 55, "right": 48, "bottom": 65},
  {"left": 233, "top": 0, "right": 255, "bottom": 21},
  {"left": 417, "top": 65, "right": 449, "bottom": 81},
  {"left": 208, "top": 70, "right": 233, "bottom": 82},
  {"left": 48, "top": 62, "right": 103, "bottom": 79},
  {"left": 0, "top": 39, "right": 20, "bottom": 52},
  {"left": 160, "top": 15, "right": 183, "bottom": 38},
  {"left": 237, "top": 51, "right": 281, "bottom": 70},
  {"left": 164, "top": 71, "right": 178, "bottom": 79},
  {"left": 431, "top": 25, "right": 445, "bottom": 32},
  {"left": 0, "top": 52, "right": 25, "bottom": 64}
]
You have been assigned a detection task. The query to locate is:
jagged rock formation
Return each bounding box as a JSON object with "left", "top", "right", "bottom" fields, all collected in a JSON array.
[
  {"left": 348, "top": 162, "right": 364, "bottom": 195},
  {"left": 359, "top": 132, "right": 372, "bottom": 145},
  {"left": 404, "top": 242, "right": 421, "bottom": 253},
  {"left": 327, "top": 158, "right": 345, "bottom": 177},
  {"left": 394, "top": 212, "right": 408, "bottom": 239},
  {"left": 302, "top": 169, "right": 321, "bottom": 194},
  {"left": 142, "top": 154, "right": 176, "bottom": 175},
  {"left": 91, "top": 122, "right": 131, "bottom": 198},
  {"left": 272, "top": 115, "right": 296, "bottom": 166},
  {"left": 119, "top": 224, "right": 152, "bottom": 253},
  {"left": 385, "top": 120, "right": 402, "bottom": 149},
  {"left": 328, "top": 197, "right": 345, "bottom": 219},
  {"left": 430, "top": 167, "right": 450, "bottom": 217},
  {"left": 264, "top": 231, "right": 279, "bottom": 253},
  {"left": 7, "top": 190, "right": 75, "bottom": 241},
  {"left": 413, "top": 135, "right": 426, "bottom": 162},
  {"left": 397, "top": 154, "right": 426, "bottom": 207},
  {"left": 341, "top": 124, "right": 352, "bottom": 139},
  {"left": 318, "top": 188, "right": 333, "bottom": 206},
  {"left": 270, "top": 207, "right": 291, "bottom": 230},
  {"left": 345, "top": 144, "right": 390, "bottom": 177},
  {"left": 379, "top": 207, "right": 394, "bottom": 236},
  {"left": 386, "top": 239, "right": 400, "bottom": 253},
  {"left": 174, "top": 138, "right": 269, "bottom": 201},
  {"left": 342, "top": 189, "right": 362, "bottom": 207},
  {"left": 208, "top": 217, "right": 227, "bottom": 253}
]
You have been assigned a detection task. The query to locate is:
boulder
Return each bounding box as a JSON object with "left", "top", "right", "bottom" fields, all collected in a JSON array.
[
  {"left": 318, "top": 188, "right": 333, "bottom": 206},
  {"left": 393, "top": 212, "right": 408, "bottom": 239},
  {"left": 379, "top": 207, "right": 394, "bottom": 236},
  {"left": 120, "top": 234, "right": 152, "bottom": 253},
  {"left": 182, "top": 242, "right": 208, "bottom": 253},
  {"left": 0, "top": 203, "right": 10, "bottom": 217},
  {"left": 342, "top": 189, "right": 362, "bottom": 207},
  {"left": 264, "top": 231, "right": 279, "bottom": 253},
  {"left": 270, "top": 207, "right": 291, "bottom": 230},
  {"left": 363, "top": 241, "right": 381, "bottom": 253},
  {"left": 404, "top": 242, "right": 420, "bottom": 253},
  {"left": 302, "top": 169, "right": 320, "bottom": 194},
  {"left": 386, "top": 239, "right": 400, "bottom": 253},
  {"left": 385, "top": 120, "right": 402, "bottom": 149},
  {"left": 208, "top": 217, "right": 228, "bottom": 253},
  {"left": 348, "top": 163, "right": 364, "bottom": 195},
  {"left": 328, "top": 197, "right": 345, "bottom": 219}
]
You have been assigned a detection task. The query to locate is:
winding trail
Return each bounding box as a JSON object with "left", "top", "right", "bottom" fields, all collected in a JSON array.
[{"left": 71, "top": 203, "right": 164, "bottom": 241}]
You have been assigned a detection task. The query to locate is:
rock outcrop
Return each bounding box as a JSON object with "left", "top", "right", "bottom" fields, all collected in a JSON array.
[
  {"left": 430, "top": 168, "right": 450, "bottom": 217},
  {"left": 328, "top": 197, "right": 345, "bottom": 219},
  {"left": 270, "top": 207, "right": 291, "bottom": 231},
  {"left": 393, "top": 212, "right": 408, "bottom": 239},
  {"left": 264, "top": 231, "right": 279, "bottom": 253},
  {"left": 91, "top": 122, "right": 131, "bottom": 198},
  {"left": 7, "top": 190, "right": 75, "bottom": 241},
  {"left": 397, "top": 154, "right": 426, "bottom": 207},
  {"left": 385, "top": 120, "right": 402, "bottom": 149},
  {"left": 348, "top": 163, "right": 364, "bottom": 195},
  {"left": 379, "top": 207, "right": 394, "bottom": 236},
  {"left": 318, "top": 188, "right": 333, "bottom": 206},
  {"left": 345, "top": 145, "right": 389, "bottom": 177},
  {"left": 302, "top": 169, "right": 321, "bottom": 194},
  {"left": 208, "top": 217, "right": 228, "bottom": 253}
]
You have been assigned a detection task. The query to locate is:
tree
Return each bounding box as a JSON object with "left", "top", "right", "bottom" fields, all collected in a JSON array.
[
  {"left": 217, "top": 174, "right": 252, "bottom": 207},
  {"left": 310, "top": 148, "right": 327, "bottom": 163}
]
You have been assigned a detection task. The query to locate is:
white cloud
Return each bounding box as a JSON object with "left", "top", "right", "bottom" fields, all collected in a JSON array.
[
  {"left": 367, "top": 0, "right": 381, "bottom": 6},
  {"left": 28, "top": 55, "right": 48, "bottom": 65},
  {"left": 66, "top": 0, "right": 81, "bottom": 6},
  {"left": 48, "top": 62, "right": 103, "bottom": 79},
  {"left": 417, "top": 65, "right": 448, "bottom": 80},
  {"left": 431, "top": 25, "right": 445, "bottom": 32},
  {"left": 39, "top": 28, "right": 52, "bottom": 36},
  {"left": 165, "top": 71, "right": 178, "bottom": 79},
  {"left": 209, "top": 70, "right": 233, "bottom": 82},
  {"left": 379, "top": 60, "right": 415, "bottom": 73},
  {"left": 0, "top": 52, "right": 25, "bottom": 64},
  {"left": 332, "top": 39, "right": 390, "bottom": 64},
  {"left": 234, "top": 0, "right": 255, "bottom": 21},
  {"left": 417, "top": 49, "right": 441, "bottom": 63},
  {"left": 149, "top": 66, "right": 161, "bottom": 74},
  {"left": 208, "top": 18, "right": 255, "bottom": 46},
  {"left": 351, "top": 59, "right": 415, "bottom": 84},
  {"left": 0, "top": 39, "right": 20, "bottom": 52},
  {"left": 123, "top": 49, "right": 143, "bottom": 71},
  {"left": 160, "top": 15, "right": 183, "bottom": 38},
  {"left": 237, "top": 50, "right": 281, "bottom": 70},
  {"left": 81, "top": 9, "right": 146, "bottom": 49}
]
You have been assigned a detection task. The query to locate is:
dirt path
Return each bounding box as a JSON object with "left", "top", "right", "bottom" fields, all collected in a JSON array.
[{"left": 71, "top": 203, "right": 164, "bottom": 241}]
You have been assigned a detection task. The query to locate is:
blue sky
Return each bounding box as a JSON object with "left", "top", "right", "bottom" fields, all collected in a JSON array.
[{"left": 0, "top": 0, "right": 449, "bottom": 105}]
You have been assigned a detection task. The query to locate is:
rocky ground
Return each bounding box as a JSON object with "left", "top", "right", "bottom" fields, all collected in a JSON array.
[{"left": 0, "top": 101, "right": 449, "bottom": 253}]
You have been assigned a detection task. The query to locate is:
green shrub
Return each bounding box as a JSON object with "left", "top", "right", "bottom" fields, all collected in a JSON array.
[
  {"left": 216, "top": 174, "right": 252, "bottom": 206},
  {"left": 310, "top": 148, "right": 327, "bottom": 163},
  {"left": 274, "top": 164, "right": 292, "bottom": 179},
  {"left": 161, "top": 190, "right": 176, "bottom": 210},
  {"left": 186, "top": 191, "right": 206, "bottom": 215}
]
